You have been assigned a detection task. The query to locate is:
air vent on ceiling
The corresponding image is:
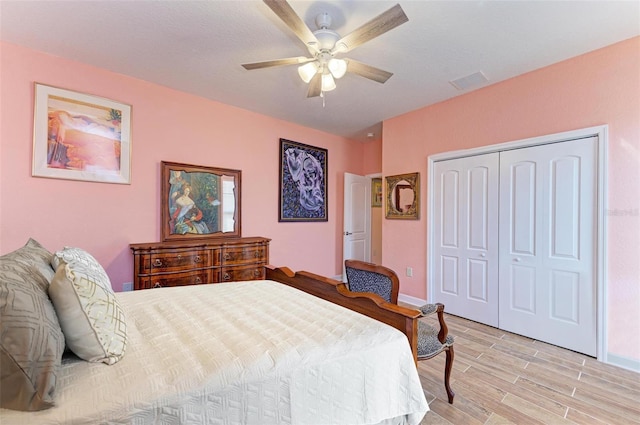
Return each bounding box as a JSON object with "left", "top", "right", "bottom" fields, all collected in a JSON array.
[{"left": 450, "top": 71, "right": 489, "bottom": 91}]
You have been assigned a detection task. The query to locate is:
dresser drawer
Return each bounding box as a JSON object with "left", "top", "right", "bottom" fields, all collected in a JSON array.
[
  {"left": 139, "top": 249, "right": 213, "bottom": 274},
  {"left": 222, "top": 245, "right": 267, "bottom": 265},
  {"left": 138, "top": 269, "right": 215, "bottom": 290},
  {"left": 220, "top": 264, "right": 265, "bottom": 282}
]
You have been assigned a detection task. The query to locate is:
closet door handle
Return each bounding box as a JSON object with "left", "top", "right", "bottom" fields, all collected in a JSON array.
[
  {"left": 479, "top": 253, "right": 486, "bottom": 258},
  {"left": 513, "top": 257, "right": 521, "bottom": 262}
]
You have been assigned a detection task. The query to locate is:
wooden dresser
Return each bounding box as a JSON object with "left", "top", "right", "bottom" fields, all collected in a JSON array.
[{"left": 130, "top": 237, "right": 270, "bottom": 290}]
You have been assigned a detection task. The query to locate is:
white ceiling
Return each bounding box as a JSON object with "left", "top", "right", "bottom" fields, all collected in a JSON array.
[{"left": 1, "top": 1, "right": 638, "bottom": 143}]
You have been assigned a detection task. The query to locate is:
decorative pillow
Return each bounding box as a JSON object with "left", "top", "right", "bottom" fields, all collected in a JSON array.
[
  {"left": 0, "top": 238, "right": 65, "bottom": 411},
  {"left": 49, "top": 247, "right": 127, "bottom": 365}
]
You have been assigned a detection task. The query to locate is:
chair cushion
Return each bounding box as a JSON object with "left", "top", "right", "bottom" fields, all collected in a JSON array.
[
  {"left": 0, "top": 239, "right": 65, "bottom": 411},
  {"left": 345, "top": 267, "right": 392, "bottom": 302},
  {"left": 417, "top": 321, "right": 454, "bottom": 359},
  {"left": 49, "top": 247, "right": 127, "bottom": 365},
  {"left": 418, "top": 303, "right": 437, "bottom": 316}
]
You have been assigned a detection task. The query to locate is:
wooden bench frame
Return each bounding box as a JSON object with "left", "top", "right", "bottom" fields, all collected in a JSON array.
[{"left": 266, "top": 265, "right": 421, "bottom": 363}]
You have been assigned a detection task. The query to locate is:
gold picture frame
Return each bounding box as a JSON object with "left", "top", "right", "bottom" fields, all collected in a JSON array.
[
  {"left": 385, "top": 172, "right": 419, "bottom": 219},
  {"left": 32, "top": 83, "right": 132, "bottom": 184},
  {"left": 371, "top": 177, "right": 382, "bottom": 207}
]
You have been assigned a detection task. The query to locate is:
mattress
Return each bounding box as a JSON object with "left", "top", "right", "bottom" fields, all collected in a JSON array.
[{"left": 1, "top": 280, "right": 428, "bottom": 424}]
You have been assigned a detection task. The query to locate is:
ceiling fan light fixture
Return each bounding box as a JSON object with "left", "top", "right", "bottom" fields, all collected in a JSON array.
[
  {"left": 298, "top": 61, "right": 319, "bottom": 83},
  {"left": 328, "top": 58, "right": 347, "bottom": 79},
  {"left": 321, "top": 73, "right": 336, "bottom": 92}
]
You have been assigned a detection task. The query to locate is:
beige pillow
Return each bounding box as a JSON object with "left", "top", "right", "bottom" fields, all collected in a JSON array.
[
  {"left": 49, "top": 247, "right": 127, "bottom": 365},
  {"left": 0, "top": 238, "right": 65, "bottom": 411}
]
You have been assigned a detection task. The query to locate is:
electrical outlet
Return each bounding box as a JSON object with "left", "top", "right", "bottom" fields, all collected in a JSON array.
[
  {"left": 406, "top": 267, "right": 413, "bottom": 277},
  {"left": 122, "top": 282, "right": 133, "bottom": 292}
]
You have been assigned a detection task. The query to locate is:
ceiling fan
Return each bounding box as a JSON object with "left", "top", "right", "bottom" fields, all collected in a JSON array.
[{"left": 242, "top": 0, "right": 409, "bottom": 98}]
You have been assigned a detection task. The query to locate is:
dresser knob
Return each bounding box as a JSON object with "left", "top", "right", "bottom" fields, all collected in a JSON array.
[
  {"left": 224, "top": 253, "right": 231, "bottom": 260},
  {"left": 253, "top": 269, "right": 261, "bottom": 277},
  {"left": 153, "top": 281, "right": 163, "bottom": 288},
  {"left": 223, "top": 273, "right": 231, "bottom": 281},
  {"left": 195, "top": 277, "right": 202, "bottom": 284},
  {"left": 194, "top": 255, "right": 201, "bottom": 263},
  {"left": 153, "top": 259, "right": 163, "bottom": 267},
  {"left": 254, "top": 251, "right": 261, "bottom": 258}
]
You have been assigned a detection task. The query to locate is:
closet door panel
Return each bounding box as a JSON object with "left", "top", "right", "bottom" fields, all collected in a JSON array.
[
  {"left": 433, "top": 153, "right": 499, "bottom": 327},
  {"left": 498, "top": 137, "right": 596, "bottom": 356}
]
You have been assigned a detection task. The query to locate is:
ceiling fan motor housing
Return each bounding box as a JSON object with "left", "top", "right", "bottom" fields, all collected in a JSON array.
[
  {"left": 312, "top": 12, "right": 340, "bottom": 52},
  {"left": 313, "top": 29, "right": 340, "bottom": 51}
]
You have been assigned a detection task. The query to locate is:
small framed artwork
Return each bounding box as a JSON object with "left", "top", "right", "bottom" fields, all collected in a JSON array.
[
  {"left": 161, "top": 161, "right": 242, "bottom": 241},
  {"left": 32, "top": 83, "right": 132, "bottom": 184},
  {"left": 371, "top": 177, "right": 382, "bottom": 207},
  {"left": 279, "top": 138, "right": 328, "bottom": 222},
  {"left": 385, "top": 172, "right": 420, "bottom": 220}
]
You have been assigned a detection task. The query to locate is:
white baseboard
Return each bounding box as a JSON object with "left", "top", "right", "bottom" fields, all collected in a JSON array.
[
  {"left": 605, "top": 352, "right": 640, "bottom": 373},
  {"left": 398, "top": 293, "right": 426, "bottom": 307}
]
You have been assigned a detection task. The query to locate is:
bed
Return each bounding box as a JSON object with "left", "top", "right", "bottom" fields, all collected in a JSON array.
[{"left": 0, "top": 241, "right": 428, "bottom": 424}]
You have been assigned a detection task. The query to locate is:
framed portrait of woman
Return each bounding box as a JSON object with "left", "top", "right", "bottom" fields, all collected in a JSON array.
[{"left": 161, "top": 161, "right": 241, "bottom": 241}]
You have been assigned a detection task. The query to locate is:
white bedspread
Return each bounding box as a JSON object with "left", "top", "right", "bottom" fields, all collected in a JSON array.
[{"left": 2, "top": 280, "right": 428, "bottom": 425}]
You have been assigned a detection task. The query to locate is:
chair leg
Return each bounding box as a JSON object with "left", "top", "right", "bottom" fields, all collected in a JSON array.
[{"left": 444, "top": 346, "right": 455, "bottom": 404}]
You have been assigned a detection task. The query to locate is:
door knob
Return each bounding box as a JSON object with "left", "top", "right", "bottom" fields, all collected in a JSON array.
[
  {"left": 344, "top": 231, "right": 353, "bottom": 236},
  {"left": 513, "top": 257, "right": 521, "bottom": 262},
  {"left": 479, "top": 253, "right": 486, "bottom": 257}
]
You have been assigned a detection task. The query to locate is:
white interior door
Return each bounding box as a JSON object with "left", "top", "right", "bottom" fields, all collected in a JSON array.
[
  {"left": 433, "top": 154, "right": 499, "bottom": 327},
  {"left": 343, "top": 173, "right": 371, "bottom": 279},
  {"left": 499, "top": 137, "right": 597, "bottom": 356}
]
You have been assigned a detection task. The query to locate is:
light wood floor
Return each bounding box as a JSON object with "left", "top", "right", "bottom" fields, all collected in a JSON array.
[{"left": 416, "top": 313, "right": 640, "bottom": 425}]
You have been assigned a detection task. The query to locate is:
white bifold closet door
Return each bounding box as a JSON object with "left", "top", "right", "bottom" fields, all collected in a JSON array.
[
  {"left": 432, "top": 136, "right": 597, "bottom": 356},
  {"left": 433, "top": 153, "right": 500, "bottom": 327},
  {"left": 499, "top": 137, "right": 597, "bottom": 356}
]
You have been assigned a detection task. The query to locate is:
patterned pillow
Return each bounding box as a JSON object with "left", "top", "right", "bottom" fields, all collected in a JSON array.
[
  {"left": 49, "top": 247, "right": 127, "bottom": 365},
  {"left": 0, "top": 238, "right": 65, "bottom": 411}
]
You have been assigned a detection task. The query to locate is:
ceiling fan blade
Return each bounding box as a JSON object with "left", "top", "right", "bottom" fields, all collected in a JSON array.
[
  {"left": 242, "top": 56, "right": 314, "bottom": 70},
  {"left": 346, "top": 59, "right": 393, "bottom": 84},
  {"left": 307, "top": 73, "right": 322, "bottom": 98},
  {"left": 263, "top": 0, "right": 319, "bottom": 52},
  {"left": 333, "top": 4, "right": 408, "bottom": 54}
]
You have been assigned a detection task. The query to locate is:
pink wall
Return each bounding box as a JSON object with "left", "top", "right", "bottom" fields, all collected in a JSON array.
[
  {"left": 362, "top": 137, "right": 382, "bottom": 175},
  {"left": 0, "top": 42, "right": 367, "bottom": 289},
  {"left": 383, "top": 37, "right": 640, "bottom": 363}
]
